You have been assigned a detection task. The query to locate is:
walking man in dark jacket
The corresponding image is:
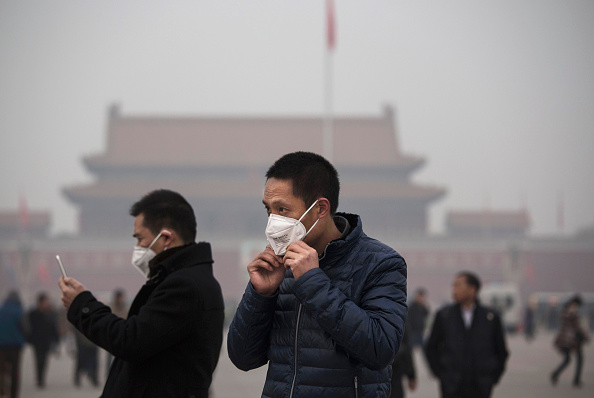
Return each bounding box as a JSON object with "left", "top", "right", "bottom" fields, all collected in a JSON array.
[
  {"left": 58, "top": 189, "right": 225, "bottom": 398},
  {"left": 0, "top": 291, "right": 26, "bottom": 398},
  {"left": 407, "top": 288, "right": 429, "bottom": 348},
  {"left": 26, "top": 292, "right": 59, "bottom": 389},
  {"left": 228, "top": 151, "right": 408, "bottom": 398},
  {"left": 390, "top": 323, "right": 417, "bottom": 398},
  {"left": 424, "top": 271, "right": 509, "bottom": 398}
]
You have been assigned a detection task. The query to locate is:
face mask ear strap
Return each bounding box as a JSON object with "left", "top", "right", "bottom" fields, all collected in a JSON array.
[
  {"left": 147, "top": 231, "right": 164, "bottom": 250},
  {"left": 298, "top": 199, "right": 319, "bottom": 222},
  {"left": 304, "top": 218, "right": 320, "bottom": 237}
]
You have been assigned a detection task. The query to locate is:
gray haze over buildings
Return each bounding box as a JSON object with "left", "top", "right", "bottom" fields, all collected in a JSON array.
[{"left": 1, "top": 1, "right": 593, "bottom": 236}]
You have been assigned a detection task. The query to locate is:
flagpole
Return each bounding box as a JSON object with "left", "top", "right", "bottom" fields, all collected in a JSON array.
[
  {"left": 324, "top": 46, "right": 333, "bottom": 162},
  {"left": 323, "top": 0, "right": 335, "bottom": 162}
]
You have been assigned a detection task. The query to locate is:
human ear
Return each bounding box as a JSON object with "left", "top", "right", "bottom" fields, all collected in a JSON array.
[
  {"left": 161, "top": 230, "right": 173, "bottom": 247},
  {"left": 316, "top": 198, "right": 332, "bottom": 219}
]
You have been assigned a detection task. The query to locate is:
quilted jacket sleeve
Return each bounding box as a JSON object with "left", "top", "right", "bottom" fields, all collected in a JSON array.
[
  {"left": 293, "top": 253, "right": 407, "bottom": 370},
  {"left": 227, "top": 282, "right": 279, "bottom": 371}
]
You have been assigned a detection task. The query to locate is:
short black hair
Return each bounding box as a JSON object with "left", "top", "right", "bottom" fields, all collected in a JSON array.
[
  {"left": 129, "top": 189, "right": 197, "bottom": 243},
  {"left": 5, "top": 290, "right": 21, "bottom": 306},
  {"left": 37, "top": 292, "right": 49, "bottom": 306},
  {"left": 457, "top": 271, "right": 482, "bottom": 293},
  {"left": 566, "top": 294, "right": 583, "bottom": 308},
  {"left": 265, "top": 152, "right": 340, "bottom": 215}
]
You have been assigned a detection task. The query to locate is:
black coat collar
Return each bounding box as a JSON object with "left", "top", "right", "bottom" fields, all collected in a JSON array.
[{"left": 148, "top": 242, "right": 213, "bottom": 281}]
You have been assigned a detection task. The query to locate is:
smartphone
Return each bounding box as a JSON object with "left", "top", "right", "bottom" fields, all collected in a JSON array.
[{"left": 55, "top": 255, "right": 68, "bottom": 278}]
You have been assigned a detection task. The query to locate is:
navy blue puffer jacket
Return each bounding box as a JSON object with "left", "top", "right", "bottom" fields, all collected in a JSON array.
[{"left": 228, "top": 213, "right": 407, "bottom": 398}]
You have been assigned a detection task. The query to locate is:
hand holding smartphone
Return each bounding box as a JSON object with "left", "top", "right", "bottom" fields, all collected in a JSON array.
[{"left": 55, "top": 255, "right": 68, "bottom": 278}]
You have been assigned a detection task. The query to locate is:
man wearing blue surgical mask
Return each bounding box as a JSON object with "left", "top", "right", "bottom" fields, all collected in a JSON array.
[
  {"left": 58, "top": 189, "right": 224, "bottom": 398},
  {"left": 228, "top": 151, "right": 408, "bottom": 398}
]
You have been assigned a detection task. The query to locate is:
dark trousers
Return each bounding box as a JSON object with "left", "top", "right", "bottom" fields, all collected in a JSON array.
[
  {"left": 390, "top": 366, "right": 405, "bottom": 398},
  {"left": 33, "top": 346, "right": 50, "bottom": 387},
  {"left": 441, "top": 378, "right": 493, "bottom": 398},
  {"left": 0, "top": 347, "right": 22, "bottom": 398},
  {"left": 552, "top": 347, "right": 583, "bottom": 385},
  {"left": 74, "top": 345, "right": 99, "bottom": 387}
]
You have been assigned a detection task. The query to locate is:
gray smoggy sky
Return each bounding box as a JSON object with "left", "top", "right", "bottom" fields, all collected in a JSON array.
[{"left": 1, "top": 1, "right": 593, "bottom": 236}]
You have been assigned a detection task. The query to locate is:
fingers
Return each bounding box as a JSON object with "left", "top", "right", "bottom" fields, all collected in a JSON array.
[
  {"left": 58, "top": 277, "right": 73, "bottom": 308},
  {"left": 58, "top": 276, "right": 73, "bottom": 292},
  {"left": 285, "top": 240, "right": 314, "bottom": 255},
  {"left": 249, "top": 249, "right": 283, "bottom": 271},
  {"left": 58, "top": 276, "right": 86, "bottom": 304},
  {"left": 263, "top": 246, "right": 284, "bottom": 264},
  {"left": 63, "top": 277, "right": 79, "bottom": 289},
  {"left": 284, "top": 241, "right": 315, "bottom": 263},
  {"left": 283, "top": 241, "right": 319, "bottom": 279},
  {"left": 248, "top": 259, "right": 272, "bottom": 273},
  {"left": 248, "top": 247, "right": 287, "bottom": 272}
]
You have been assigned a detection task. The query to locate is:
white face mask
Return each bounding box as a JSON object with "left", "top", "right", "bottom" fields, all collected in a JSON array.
[
  {"left": 265, "top": 200, "right": 319, "bottom": 256},
  {"left": 131, "top": 231, "right": 165, "bottom": 277}
]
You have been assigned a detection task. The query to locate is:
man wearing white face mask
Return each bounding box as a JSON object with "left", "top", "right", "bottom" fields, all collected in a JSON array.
[
  {"left": 228, "top": 152, "right": 408, "bottom": 398},
  {"left": 58, "top": 189, "right": 224, "bottom": 398}
]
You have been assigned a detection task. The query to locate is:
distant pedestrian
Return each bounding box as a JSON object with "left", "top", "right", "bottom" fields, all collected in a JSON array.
[
  {"left": 0, "top": 291, "right": 26, "bottom": 398},
  {"left": 523, "top": 299, "right": 536, "bottom": 342},
  {"left": 424, "top": 271, "right": 509, "bottom": 398},
  {"left": 550, "top": 294, "right": 589, "bottom": 388},
  {"left": 547, "top": 296, "right": 560, "bottom": 331},
  {"left": 26, "top": 292, "right": 59, "bottom": 388},
  {"left": 391, "top": 323, "right": 417, "bottom": 398},
  {"left": 105, "top": 289, "right": 128, "bottom": 375},
  {"left": 408, "top": 288, "right": 429, "bottom": 348},
  {"left": 73, "top": 329, "right": 99, "bottom": 388}
]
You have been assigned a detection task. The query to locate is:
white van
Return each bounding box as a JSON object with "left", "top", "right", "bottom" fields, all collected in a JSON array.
[{"left": 480, "top": 282, "right": 521, "bottom": 333}]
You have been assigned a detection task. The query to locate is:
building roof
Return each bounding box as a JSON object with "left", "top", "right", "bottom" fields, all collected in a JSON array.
[
  {"left": 0, "top": 211, "right": 51, "bottom": 227},
  {"left": 64, "top": 179, "right": 445, "bottom": 202},
  {"left": 446, "top": 210, "right": 531, "bottom": 229},
  {"left": 84, "top": 104, "right": 426, "bottom": 170},
  {"left": 0, "top": 210, "right": 51, "bottom": 239}
]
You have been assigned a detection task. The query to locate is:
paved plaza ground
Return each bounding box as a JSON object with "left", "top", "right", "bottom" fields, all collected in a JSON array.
[{"left": 17, "top": 331, "right": 593, "bottom": 398}]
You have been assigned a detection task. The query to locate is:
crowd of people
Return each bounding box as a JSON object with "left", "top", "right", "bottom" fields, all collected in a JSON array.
[
  {"left": 0, "top": 289, "right": 129, "bottom": 398},
  {"left": 0, "top": 151, "right": 591, "bottom": 398}
]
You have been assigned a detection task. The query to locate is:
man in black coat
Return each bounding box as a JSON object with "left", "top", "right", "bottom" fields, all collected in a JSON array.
[
  {"left": 391, "top": 323, "right": 417, "bottom": 398},
  {"left": 26, "top": 292, "right": 59, "bottom": 388},
  {"left": 424, "top": 271, "right": 508, "bottom": 398},
  {"left": 407, "top": 288, "right": 429, "bottom": 348},
  {"left": 58, "top": 189, "right": 225, "bottom": 398}
]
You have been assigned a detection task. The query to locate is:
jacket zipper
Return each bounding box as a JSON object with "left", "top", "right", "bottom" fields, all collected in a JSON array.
[
  {"left": 289, "top": 304, "right": 302, "bottom": 398},
  {"left": 354, "top": 376, "right": 359, "bottom": 398}
]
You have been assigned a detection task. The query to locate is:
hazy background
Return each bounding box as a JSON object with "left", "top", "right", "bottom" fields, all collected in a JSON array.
[{"left": 1, "top": 0, "right": 593, "bottom": 236}]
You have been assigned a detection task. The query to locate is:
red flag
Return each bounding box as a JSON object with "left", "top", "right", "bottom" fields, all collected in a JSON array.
[
  {"left": 19, "top": 195, "right": 30, "bottom": 231},
  {"left": 327, "top": 0, "right": 336, "bottom": 51},
  {"left": 525, "top": 261, "right": 536, "bottom": 285},
  {"left": 37, "top": 261, "right": 51, "bottom": 285}
]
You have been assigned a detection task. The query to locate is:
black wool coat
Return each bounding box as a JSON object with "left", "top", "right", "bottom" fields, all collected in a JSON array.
[
  {"left": 68, "top": 242, "right": 225, "bottom": 398},
  {"left": 424, "top": 302, "right": 509, "bottom": 398}
]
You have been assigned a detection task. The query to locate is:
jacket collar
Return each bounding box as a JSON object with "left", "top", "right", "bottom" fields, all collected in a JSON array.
[
  {"left": 319, "top": 212, "right": 362, "bottom": 268},
  {"left": 148, "top": 242, "right": 213, "bottom": 281}
]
